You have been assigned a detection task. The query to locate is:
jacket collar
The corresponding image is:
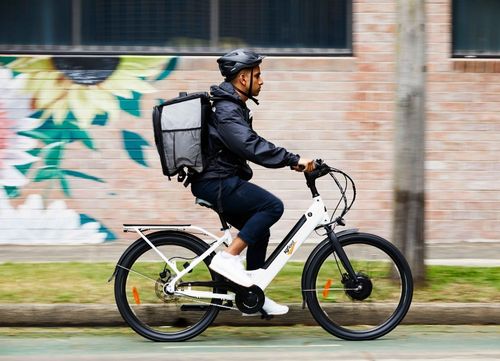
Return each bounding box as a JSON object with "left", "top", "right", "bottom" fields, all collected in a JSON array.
[{"left": 210, "top": 81, "right": 247, "bottom": 108}]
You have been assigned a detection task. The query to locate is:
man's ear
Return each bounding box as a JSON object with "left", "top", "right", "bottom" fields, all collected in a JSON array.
[{"left": 237, "top": 70, "right": 249, "bottom": 86}]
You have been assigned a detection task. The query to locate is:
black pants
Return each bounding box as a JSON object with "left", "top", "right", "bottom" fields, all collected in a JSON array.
[{"left": 191, "top": 176, "right": 284, "bottom": 270}]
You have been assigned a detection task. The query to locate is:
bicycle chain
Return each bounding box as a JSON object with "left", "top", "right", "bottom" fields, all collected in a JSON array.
[{"left": 173, "top": 292, "right": 238, "bottom": 311}]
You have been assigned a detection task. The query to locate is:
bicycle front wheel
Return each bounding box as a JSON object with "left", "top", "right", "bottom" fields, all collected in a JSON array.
[
  {"left": 114, "top": 231, "right": 222, "bottom": 341},
  {"left": 303, "top": 232, "right": 413, "bottom": 340}
]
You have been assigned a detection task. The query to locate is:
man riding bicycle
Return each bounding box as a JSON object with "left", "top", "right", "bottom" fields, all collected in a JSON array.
[{"left": 190, "top": 49, "right": 315, "bottom": 315}]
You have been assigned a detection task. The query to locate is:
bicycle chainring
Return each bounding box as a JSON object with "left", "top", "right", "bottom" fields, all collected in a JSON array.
[{"left": 235, "top": 285, "right": 265, "bottom": 314}]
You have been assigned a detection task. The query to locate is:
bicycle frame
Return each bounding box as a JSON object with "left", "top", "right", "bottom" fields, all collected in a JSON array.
[{"left": 122, "top": 195, "right": 331, "bottom": 302}]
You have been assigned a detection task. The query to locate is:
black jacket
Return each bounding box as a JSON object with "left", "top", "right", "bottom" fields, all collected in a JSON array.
[{"left": 193, "top": 81, "right": 300, "bottom": 182}]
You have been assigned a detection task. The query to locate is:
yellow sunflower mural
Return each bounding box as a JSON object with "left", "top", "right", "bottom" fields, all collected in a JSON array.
[{"left": 8, "top": 56, "right": 172, "bottom": 127}]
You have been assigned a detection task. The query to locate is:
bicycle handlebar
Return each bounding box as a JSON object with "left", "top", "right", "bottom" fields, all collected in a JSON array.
[{"left": 304, "top": 159, "right": 331, "bottom": 196}]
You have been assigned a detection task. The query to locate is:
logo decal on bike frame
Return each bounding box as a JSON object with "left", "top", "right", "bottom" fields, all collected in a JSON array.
[{"left": 284, "top": 240, "right": 297, "bottom": 256}]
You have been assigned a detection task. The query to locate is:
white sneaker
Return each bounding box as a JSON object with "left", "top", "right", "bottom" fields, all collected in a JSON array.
[
  {"left": 242, "top": 296, "right": 289, "bottom": 316},
  {"left": 209, "top": 251, "right": 253, "bottom": 287}
]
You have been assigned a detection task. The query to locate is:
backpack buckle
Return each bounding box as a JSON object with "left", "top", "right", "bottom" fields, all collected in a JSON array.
[{"left": 177, "top": 169, "right": 186, "bottom": 183}]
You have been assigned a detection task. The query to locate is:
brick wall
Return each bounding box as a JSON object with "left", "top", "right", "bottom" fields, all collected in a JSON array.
[
  {"left": 0, "top": 0, "right": 498, "bottom": 246},
  {"left": 426, "top": 0, "right": 500, "bottom": 243}
]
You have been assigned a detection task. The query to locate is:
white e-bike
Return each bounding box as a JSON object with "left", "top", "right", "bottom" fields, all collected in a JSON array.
[{"left": 111, "top": 160, "right": 413, "bottom": 342}]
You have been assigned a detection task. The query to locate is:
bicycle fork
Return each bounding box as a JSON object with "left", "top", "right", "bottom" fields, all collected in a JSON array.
[{"left": 325, "top": 226, "right": 358, "bottom": 281}]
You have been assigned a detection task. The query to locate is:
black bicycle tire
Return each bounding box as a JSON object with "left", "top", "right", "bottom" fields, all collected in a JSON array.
[
  {"left": 114, "top": 231, "right": 221, "bottom": 341},
  {"left": 303, "top": 232, "right": 413, "bottom": 340}
]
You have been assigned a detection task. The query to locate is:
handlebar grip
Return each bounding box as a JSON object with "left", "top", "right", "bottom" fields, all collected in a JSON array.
[{"left": 309, "top": 159, "right": 331, "bottom": 177}]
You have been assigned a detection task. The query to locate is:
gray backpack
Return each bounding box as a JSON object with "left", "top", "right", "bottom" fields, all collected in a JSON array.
[{"left": 152, "top": 92, "right": 212, "bottom": 182}]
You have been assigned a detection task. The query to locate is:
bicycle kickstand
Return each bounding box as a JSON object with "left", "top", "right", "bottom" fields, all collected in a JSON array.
[{"left": 260, "top": 309, "right": 273, "bottom": 321}]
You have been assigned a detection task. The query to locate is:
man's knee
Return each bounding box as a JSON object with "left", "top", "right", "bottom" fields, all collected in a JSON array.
[{"left": 269, "top": 197, "right": 284, "bottom": 220}]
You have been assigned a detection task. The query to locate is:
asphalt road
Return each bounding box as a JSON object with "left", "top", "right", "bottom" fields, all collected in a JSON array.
[{"left": 0, "top": 326, "right": 499, "bottom": 361}]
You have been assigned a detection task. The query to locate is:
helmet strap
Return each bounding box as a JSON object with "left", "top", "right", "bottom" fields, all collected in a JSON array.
[{"left": 234, "top": 68, "right": 260, "bottom": 105}]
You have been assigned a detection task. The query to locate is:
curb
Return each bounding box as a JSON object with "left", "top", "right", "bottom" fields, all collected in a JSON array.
[{"left": 1, "top": 303, "right": 499, "bottom": 327}]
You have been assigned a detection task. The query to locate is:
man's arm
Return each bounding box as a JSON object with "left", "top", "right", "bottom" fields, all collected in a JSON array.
[{"left": 216, "top": 106, "right": 300, "bottom": 168}]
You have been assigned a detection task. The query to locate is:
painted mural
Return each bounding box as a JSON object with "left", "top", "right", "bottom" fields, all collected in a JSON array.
[{"left": 0, "top": 55, "right": 177, "bottom": 244}]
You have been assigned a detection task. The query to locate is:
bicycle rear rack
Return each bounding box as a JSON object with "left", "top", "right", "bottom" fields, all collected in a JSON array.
[{"left": 123, "top": 224, "right": 191, "bottom": 232}]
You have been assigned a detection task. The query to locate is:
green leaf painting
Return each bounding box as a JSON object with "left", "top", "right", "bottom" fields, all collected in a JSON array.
[
  {"left": 43, "top": 142, "right": 65, "bottom": 167},
  {"left": 63, "top": 170, "right": 104, "bottom": 183},
  {"left": 92, "top": 113, "right": 108, "bottom": 126},
  {"left": 4, "top": 186, "right": 20, "bottom": 198},
  {"left": 80, "top": 214, "right": 117, "bottom": 241},
  {"left": 33, "top": 166, "right": 60, "bottom": 182},
  {"left": 122, "top": 130, "right": 150, "bottom": 167},
  {"left": 118, "top": 91, "right": 142, "bottom": 117},
  {"left": 155, "top": 57, "right": 178, "bottom": 81}
]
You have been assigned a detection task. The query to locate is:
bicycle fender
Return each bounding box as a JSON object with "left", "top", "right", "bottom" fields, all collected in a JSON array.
[
  {"left": 107, "top": 230, "right": 210, "bottom": 282},
  {"left": 300, "top": 228, "right": 359, "bottom": 308},
  {"left": 335, "top": 228, "right": 359, "bottom": 238}
]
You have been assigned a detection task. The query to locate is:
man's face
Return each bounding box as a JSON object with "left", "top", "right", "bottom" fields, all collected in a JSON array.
[
  {"left": 242, "top": 65, "right": 264, "bottom": 96},
  {"left": 250, "top": 65, "right": 264, "bottom": 96}
]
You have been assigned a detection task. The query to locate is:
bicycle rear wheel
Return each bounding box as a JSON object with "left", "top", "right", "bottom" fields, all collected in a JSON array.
[
  {"left": 114, "top": 231, "right": 222, "bottom": 341},
  {"left": 303, "top": 232, "right": 413, "bottom": 340}
]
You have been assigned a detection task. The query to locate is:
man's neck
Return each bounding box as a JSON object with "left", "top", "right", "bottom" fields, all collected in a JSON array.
[{"left": 231, "top": 82, "right": 248, "bottom": 103}]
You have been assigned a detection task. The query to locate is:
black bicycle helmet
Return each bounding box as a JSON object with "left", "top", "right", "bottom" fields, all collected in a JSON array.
[
  {"left": 217, "top": 48, "right": 265, "bottom": 81},
  {"left": 217, "top": 49, "right": 265, "bottom": 104}
]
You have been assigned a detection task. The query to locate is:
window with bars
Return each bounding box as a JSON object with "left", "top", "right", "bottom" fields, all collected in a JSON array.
[
  {"left": 0, "top": 0, "right": 352, "bottom": 55},
  {"left": 452, "top": 0, "right": 500, "bottom": 58}
]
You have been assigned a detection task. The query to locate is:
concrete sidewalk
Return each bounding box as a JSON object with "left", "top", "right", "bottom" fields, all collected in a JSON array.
[{"left": 0, "top": 303, "right": 499, "bottom": 327}]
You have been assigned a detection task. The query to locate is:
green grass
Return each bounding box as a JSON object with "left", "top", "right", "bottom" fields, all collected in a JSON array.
[{"left": 0, "top": 261, "right": 498, "bottom": 303}]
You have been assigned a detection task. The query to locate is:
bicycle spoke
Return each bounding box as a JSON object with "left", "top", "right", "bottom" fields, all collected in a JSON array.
[
  {"left": 302, "top": 288, "right": 358, "bottom": 292},
  {"left": 116, "top": 264, "right": 163, "bottom": 285}
]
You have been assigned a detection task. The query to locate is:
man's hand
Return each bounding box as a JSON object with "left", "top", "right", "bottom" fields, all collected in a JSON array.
[{"left": 292, "top": 158, "right": 315, "bottom": 172}]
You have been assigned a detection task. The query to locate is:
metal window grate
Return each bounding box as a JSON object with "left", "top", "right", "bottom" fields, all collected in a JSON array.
[
  {"left": 0, "top": 0, "right": 352, "bottom": 55},
  {"left": 452, "top": 0, "right": 500, "bottom": 58}
]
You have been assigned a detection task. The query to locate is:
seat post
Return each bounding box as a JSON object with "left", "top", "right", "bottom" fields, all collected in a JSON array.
[{"left": 195, "top": 197, "right": 230, "bottom": 231}]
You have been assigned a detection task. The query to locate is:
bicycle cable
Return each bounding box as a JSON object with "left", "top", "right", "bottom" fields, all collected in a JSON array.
[
  {"left": 329, "top": 171, "right": 348, "bottom": 222},
  {"left": 328, "top": 166, "right": 356, "bottom": 219},
  {"left": 313, "top": 166, "right": 356, "bottom": 232}
]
